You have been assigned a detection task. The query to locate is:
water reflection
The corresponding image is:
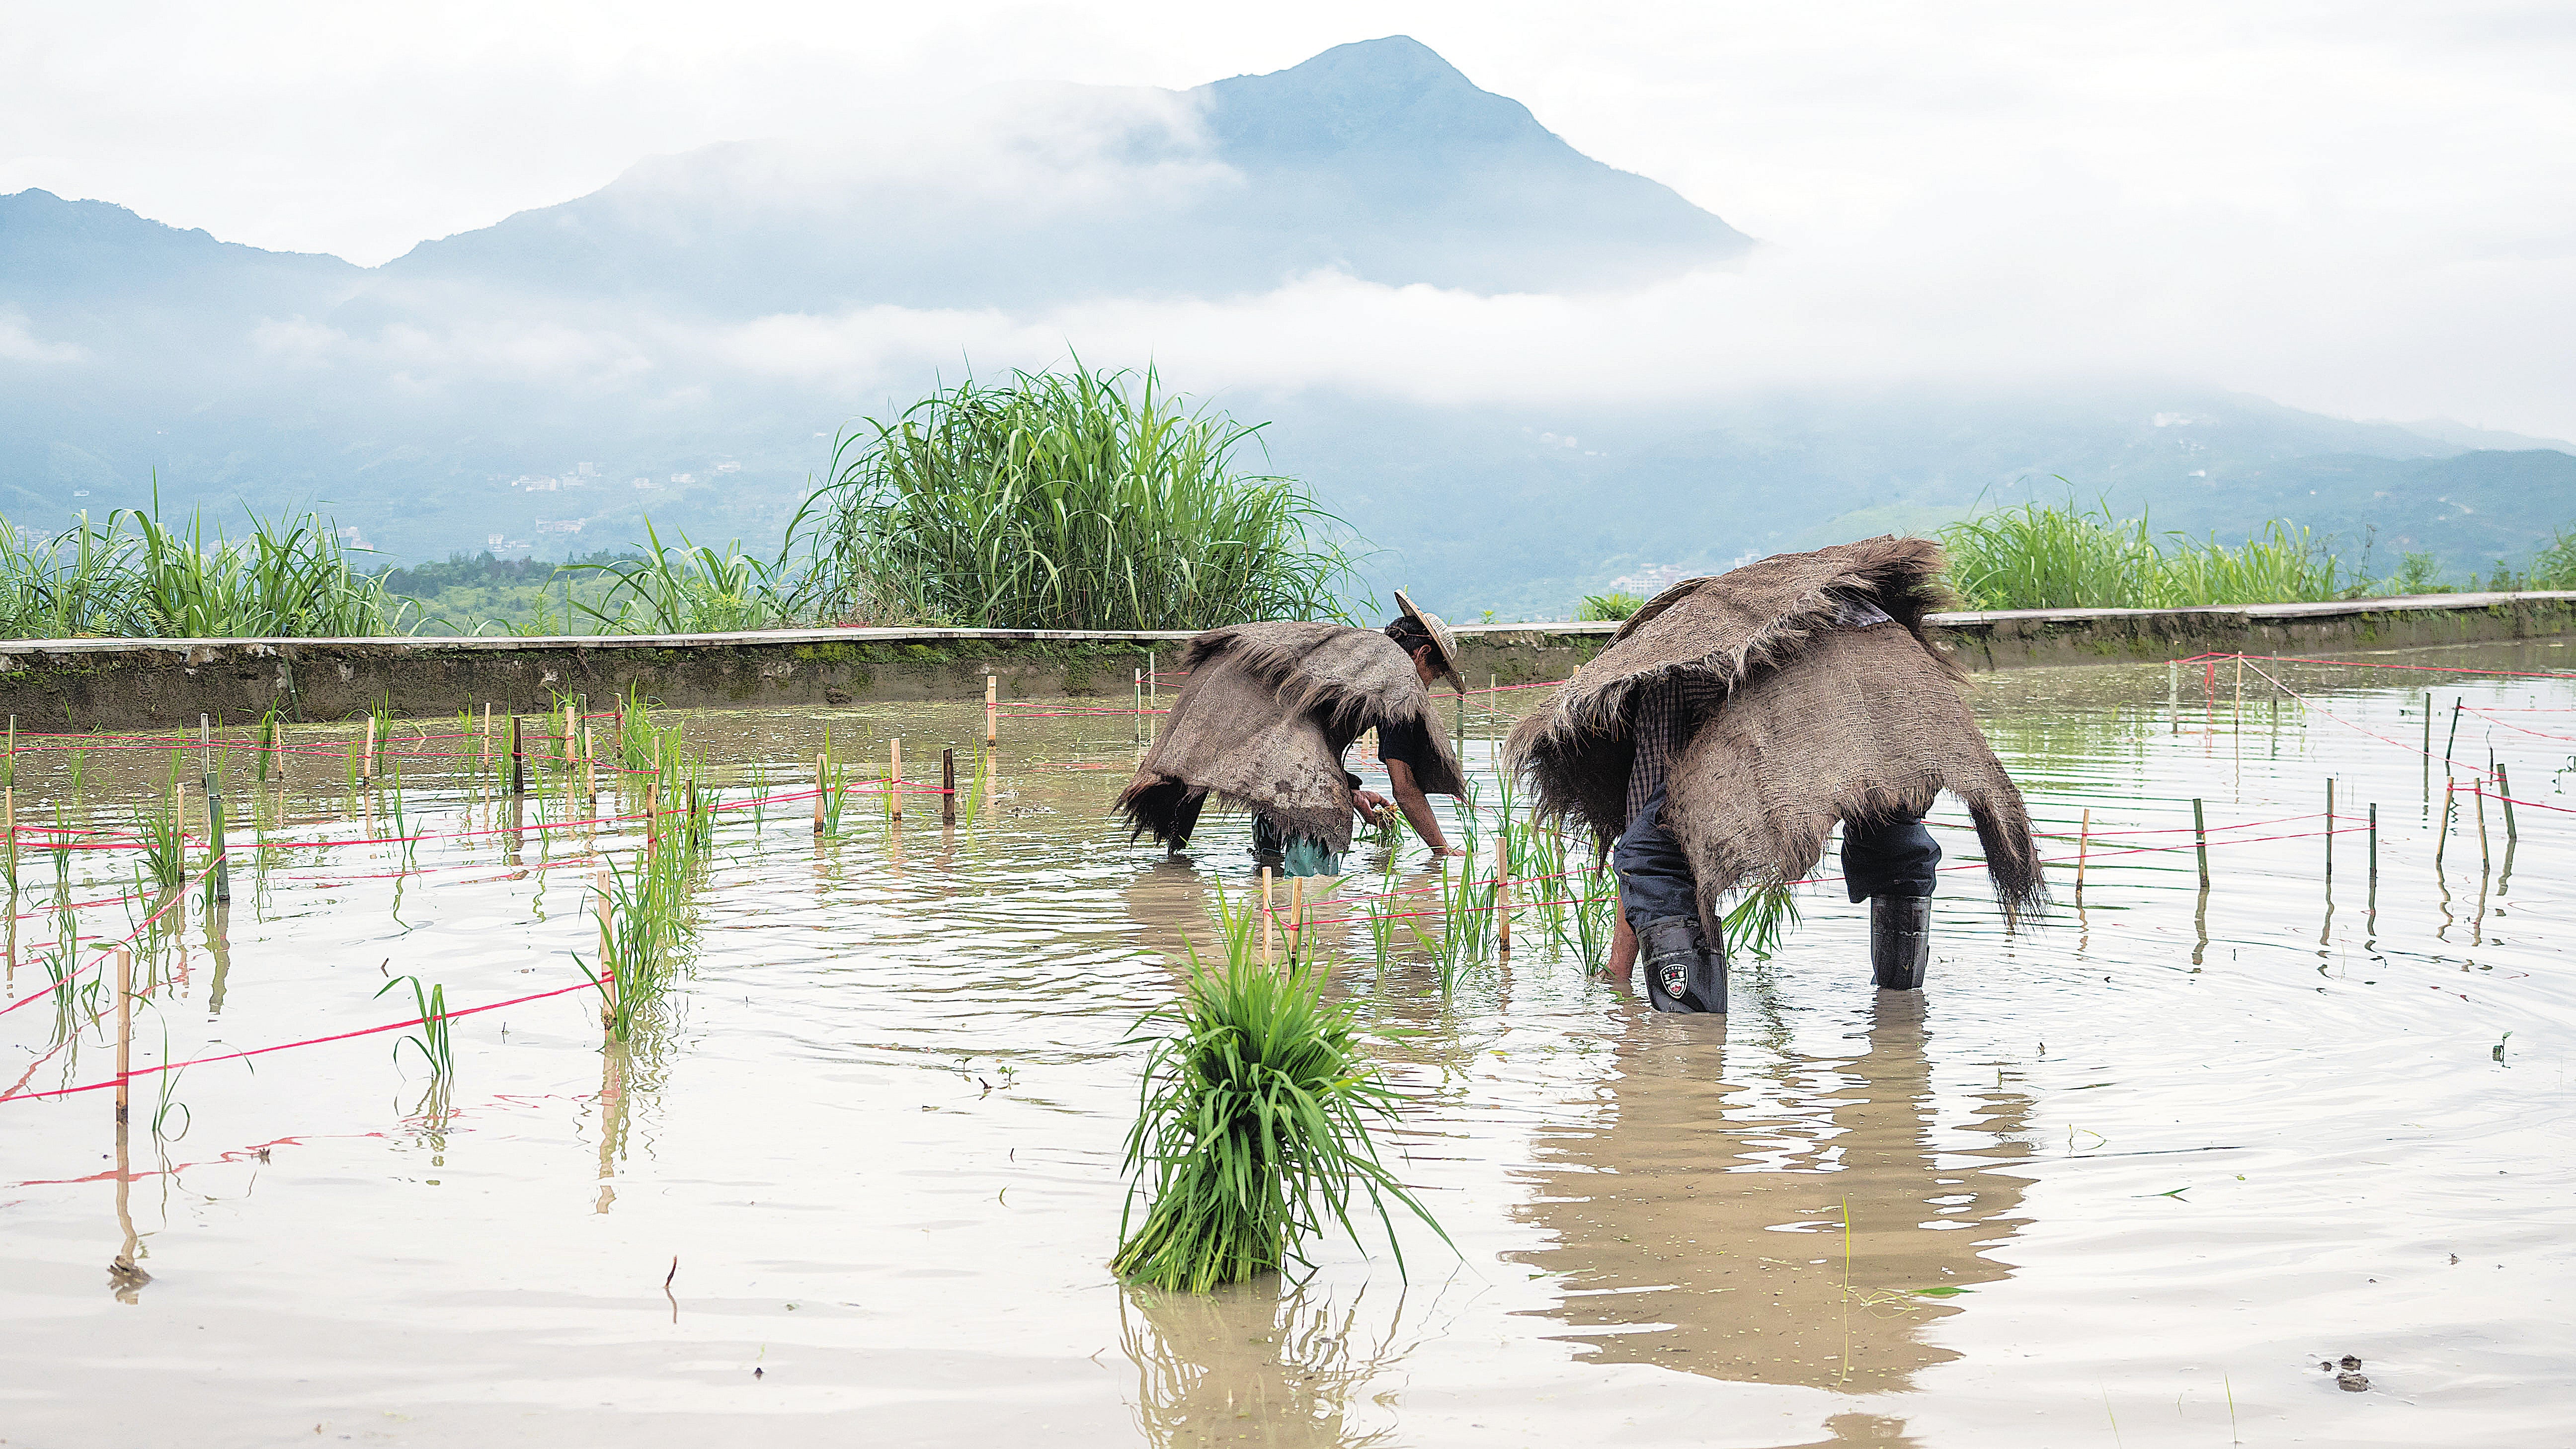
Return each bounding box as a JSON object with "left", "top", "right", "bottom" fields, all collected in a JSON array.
[
  {"left": 1508, "top": 995, "right": 2033, "bottom": 1392},
  {"left": 1120, "top": 1282, "right": 1420, "bottom": 1449}
]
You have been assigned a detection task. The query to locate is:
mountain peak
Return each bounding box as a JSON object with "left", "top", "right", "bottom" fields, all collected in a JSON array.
[{"left": 1201, "top": 36, "right": 1554, "bottom": 160}]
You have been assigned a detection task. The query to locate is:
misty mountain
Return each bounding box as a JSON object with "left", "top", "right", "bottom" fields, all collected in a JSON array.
[
  {"left": 2, "top": 35, "right": 2572, "bottom": 618},
  {"left": 376, "top": 36, "right": 1750, "bottom": 311}
]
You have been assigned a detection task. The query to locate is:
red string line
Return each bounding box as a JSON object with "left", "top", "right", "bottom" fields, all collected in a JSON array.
[{"left": 1, "top": 978, "right": 599, "bottom": 1104}]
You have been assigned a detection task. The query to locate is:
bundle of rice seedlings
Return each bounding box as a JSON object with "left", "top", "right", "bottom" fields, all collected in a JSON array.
[{"left": 1112, "top": 893, "right": 1446, "bottom": 1292}]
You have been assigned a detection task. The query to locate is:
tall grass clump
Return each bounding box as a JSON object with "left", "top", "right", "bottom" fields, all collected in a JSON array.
[
  {"left": 0, "top": 492, "right": 413, "bottom": 639},
  {"left": 559, "top": 519, "right": 804, "bottom": 635},
  {"left": 803, "top": 365, "right": 1357, "bottom": 630},
  {"left": 1577, "top": 591, "right": 1646, "bottom": 621},
  {"left": 1111, "top": 887, "right": 1444, "bottom": 1292},
  {"left": 1938, "top": 498, "right": 2351, "bottom": 610}
]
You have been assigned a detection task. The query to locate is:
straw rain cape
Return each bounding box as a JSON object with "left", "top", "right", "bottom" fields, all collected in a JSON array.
[
  {"left": 1506, "top": 537, "right": 2045, "bottom": 929},
  {"left": 1118, "top": 622, "right": 1465, "bottom": 854}
]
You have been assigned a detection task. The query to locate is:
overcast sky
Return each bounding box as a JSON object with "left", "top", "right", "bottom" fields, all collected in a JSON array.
[{"left": 8, "top": 1, "right": 2575, "bottom": 436}]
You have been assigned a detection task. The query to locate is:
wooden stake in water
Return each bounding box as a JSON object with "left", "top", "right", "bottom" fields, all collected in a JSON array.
[
  {"left": 2191, "top": 798, "right": 2209, "bottom": 889},
  {"left": 582, "top": 721, "right": 597, "bottom": 801},
  {"left": 114, "top": 946, "right": 133, "bottom": 1128},
  {"left": 941, "top": 748, "right": 957, "bottom": 826},
  {"left": 2367, "top": 802, "right": 2379, "bottom": 905},
  {"left": 1494, "top": 837, "right": 1512, "bottom": 959},
  {"left": 2435, "top": 779, "right": 2453, "bottom": 869},
  {"left": 594, "top": 869, "right": 617, "bottom": 1026},
  {"left": 205, "top": 770, "right": 232, "bottom": 904},
  {"left": 2495, "top": 763, "right": 2518, "bottom": 843},
  {"left": 2474, "top": 779, "right": 2490, "bottom": 871},
  {"left": 2442, "top": 698, "right": 2461, "bottom": 770},
  {"left": 1147, "top": 649, "right": 1157, "bottom": 703},
  {"left": 1261, "top": 867, "right": 1276, "bottom": 965},
  {"left": 1133, "top": 667, "right": 1143, "bottom": 721},
  {"left": 888, "top": 738, "right": 903, "bottom": 822},
  {"left": 2324, "top": 777, "right": 2335, "bottom": 886},
  {"left": 984, "top": 675, "right": 999, "bottom": 747},
  {"left": 361, "top": 713, "right": 378, "bottom": 784},
  {"left": 2075, "top": 807, "right": 2091, "bottom": 899},
  {"left": 2168, "top": 660, "right": 2179, "bottom": 734},
  {"left": 2420, "top": 694, "right": 2432, "bottom": 800},
  {"left": 813, "top": 751, "right": 828, "bottom": 834},
  {"left": 509, "top": 716, "right": 526, "bottom": 797},
  {"left": 1288, "top": 875, "right": 1304, "bottom": 961}
]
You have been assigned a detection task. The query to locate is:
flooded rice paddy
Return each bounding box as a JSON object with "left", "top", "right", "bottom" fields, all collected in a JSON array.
[{"left": 3, "top": 642, "right": 2572, "bottom": 1448}]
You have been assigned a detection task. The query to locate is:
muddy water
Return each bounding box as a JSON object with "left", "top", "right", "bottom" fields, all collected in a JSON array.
[{"left": 2, "top": 642, "right": 2572, "bottom": 1448}]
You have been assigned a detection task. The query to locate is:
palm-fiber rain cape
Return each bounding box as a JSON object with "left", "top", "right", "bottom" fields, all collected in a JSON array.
[
  {"left": 1506, "top": 537, "right": 2045, "bottom": 929},
  {"left": 1117, "top": 622, "right": 1465, "bottom": 854}
]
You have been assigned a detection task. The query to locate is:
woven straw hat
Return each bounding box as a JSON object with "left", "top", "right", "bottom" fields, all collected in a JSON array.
[{"left": 1391, "top": 589, "right": 1464, "bottom": 689}]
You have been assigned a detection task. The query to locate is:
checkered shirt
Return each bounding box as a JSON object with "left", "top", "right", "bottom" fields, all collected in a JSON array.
[{"left": 1620, "top": 596, "right": 1893, "bottom": 829}]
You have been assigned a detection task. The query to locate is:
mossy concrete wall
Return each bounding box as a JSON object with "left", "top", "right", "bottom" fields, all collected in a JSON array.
[{"left": 2, "top": 592, "right": 2570, "bottom": 728}]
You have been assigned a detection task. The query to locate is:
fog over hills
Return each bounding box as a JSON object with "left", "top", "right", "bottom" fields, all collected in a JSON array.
[{"left": 1, "top": 35, "right": 2569, "bottom": 616}]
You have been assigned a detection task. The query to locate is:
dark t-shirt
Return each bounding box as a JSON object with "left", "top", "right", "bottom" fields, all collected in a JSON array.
[{"left": 1369, "top": 717, "right": 1444, "bottom": 788}]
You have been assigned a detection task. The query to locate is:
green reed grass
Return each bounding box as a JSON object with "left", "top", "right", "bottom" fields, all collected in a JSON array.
[
  {"left": 802, "top": 364, "right": 1358, "bottom": 630},
  {"left": 1577, "top": 591, "right": 1646, "bottom": 621},
  {"left": 1111, "top": 883, "right": 1446, "bottom": 1292},
  {"left": 0, "top": 490, "right": 414, "bottom": 640},
  {"left": 1938, "top": 498, "right": 2357, "bottom": 610},
  {"left": 561, "top": 518, "right": 802, "bottom": 634}
]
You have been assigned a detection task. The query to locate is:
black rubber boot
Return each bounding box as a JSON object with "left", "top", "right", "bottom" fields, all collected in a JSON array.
[
  {"left": 1637, "top": 915, "right": 1726, "bottom": 1014},
  {"left": 1869, "top": 895, "right": 1932, "bottom": 990}
]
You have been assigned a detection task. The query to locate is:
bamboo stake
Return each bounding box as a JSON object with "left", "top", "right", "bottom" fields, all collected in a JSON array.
[
  {"left": 2324, "top": 777, "right": 2334, "bottom": 886},
  {"left": 2474, "top": 779, "right": 2490, "bottom": 871},
  {"left": 2075, "top": 807, "right": 2090, "bottom": 898},
  {"left": 2496, "top": 763, "right": 2518, "bottom": 843},
  {"left": 814, "top": 751, "right": 828, "bottom": 834},
  {"left": 2420, "top": 695, "right": 2432, "bottom": 800},
  {"left": 508, "top": 716, "right": 525, "bottom": 797},
  {"left": 4, "top": 785, "right": 13, "bottom": 890},
  {"left": 583, "top": 721, "right": 597, "bottom": 800},
  {"left": 1133, "top": 667, "right": 1143, "bottom": 720},
  {"left": 888, "top": 738, "right": 903, "bottom": 822},
  {"left": 2435, "top": 780, "right": 2453, "bottom": 869},
  {"left": 984, "top": 675, "right": 998, "bottom": 747},
  {"left": 4, "top": 714, "right": 12, "bottom": 792},
  {"left": 361, "top": 713, "right": 378, "bottom": 783},
  {"left": 941, "top": 748, "right": 957, "bottom": 826},
  {"left": 482, "top": 702, "right": 493, "bottom": 769},
  {"left": 1288, "top": 875, "right": 1304, "bottom": 961},
  {"left": 2168, "top": 660, "right": 2179, "bottom": 734},
  {"left": 2191, "top": 798, "right": 2209, "bottom": 888},
  {"left": 595, "top": 869, "right": 616, "bottom": 1027},
  {"left": 2443, "top": 697, "right": 2461, "bottom": 770},
  {"left": 206, "top": 773, "right": 231, "bottom": 904},
  {"left": 114, "top": 946, "right": 133, "bottom": 1128},
  {"left": 1147, "top": 649, "right": 1157, "bottom": 702},
  {"left": 2367, "top": 802, "right": 2379, "bottom": 905},
  {"left": 1494, "top": 836, "right": 1511, "bottom": 959},
  {"left": 1261, "top": 867, "right": 1276, "bottom": 965}
]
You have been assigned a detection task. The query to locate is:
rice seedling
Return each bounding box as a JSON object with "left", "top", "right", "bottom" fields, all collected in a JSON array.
[
  {"left": 376, "top": 973, "right": 456, "bottom": 1083},
  {"left": 800, "top": 364, "right": 1359, "bottom": 630},
  {"left": 1721, "top": 883, "right": 1803, "bottom": 961},
  {"left": 1111, "top": 881, "right": 1446, "bottom": 1292},
  {"left": 138, "top": 791, "right": 187, "bottom": 895}
]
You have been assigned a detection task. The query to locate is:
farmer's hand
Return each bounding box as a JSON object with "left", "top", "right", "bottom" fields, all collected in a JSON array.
[{"left": 1354, "top": 790, "right": 1392, "bottom": 824}]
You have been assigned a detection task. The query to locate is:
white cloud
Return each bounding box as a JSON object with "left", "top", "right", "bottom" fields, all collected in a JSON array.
[{"left": 0, "top": 314, "right": 85, "bottom": 363}]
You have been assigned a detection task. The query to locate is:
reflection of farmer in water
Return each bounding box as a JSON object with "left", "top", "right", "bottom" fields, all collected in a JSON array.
[
  {"left": 1510, "top": 539, "right": 2045, "bottom": 1013},
  {"left": 1117, "top": 591, "right": 1469, "bottom": 875}
]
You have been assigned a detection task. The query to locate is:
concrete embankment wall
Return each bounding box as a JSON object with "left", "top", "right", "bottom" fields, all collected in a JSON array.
[{"left": 2, "top": 591, "right": 2570, "bottom": 728}]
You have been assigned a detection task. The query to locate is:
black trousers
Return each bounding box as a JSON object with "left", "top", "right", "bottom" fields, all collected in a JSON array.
[{"left": 1612, "top": 783, "right": 1941, "bottom": 927}]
